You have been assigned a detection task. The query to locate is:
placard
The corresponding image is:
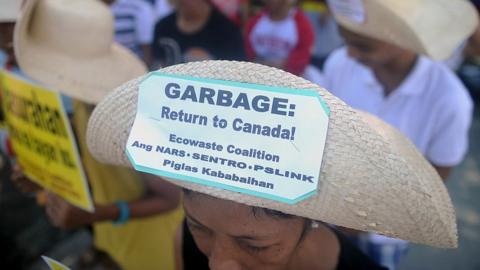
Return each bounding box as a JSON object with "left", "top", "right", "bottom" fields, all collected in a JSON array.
[
  {"left": 127, "top": 73, "right": 329, "bottom": 204},
  {"left": 0, "top": 70, "right": 93, "bottom": 211}
]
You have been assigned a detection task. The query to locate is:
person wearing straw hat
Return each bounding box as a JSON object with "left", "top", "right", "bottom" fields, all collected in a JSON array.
[
  {"left": 245, "top": 0, "right": 314, "bottom": 76},
  {"left": 319, "top": 0, "right": 478, "bottom": 268},
  {"left": 13, "top": 0, "right": 184, "bottom": 269},
  {"left": 323, "top": 0, "right": 478, "bottom": 180},
  {"left": 86, "top": 60, "right": 458, "bottom": 269}
]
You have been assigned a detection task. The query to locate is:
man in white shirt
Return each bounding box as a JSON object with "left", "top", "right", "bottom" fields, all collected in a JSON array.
[
  {"left": 322, "top": 0, "right": 479, "bottom": 268},
  {"left": 323, "top": 0, "right": 478, "bottom": 180},
  {"left": 323, "top": 40, "right": 472, "bottom": 180}
]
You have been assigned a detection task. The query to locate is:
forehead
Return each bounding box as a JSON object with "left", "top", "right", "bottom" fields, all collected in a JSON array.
[{"left": 184, "top": 192, "right": 302, "bottom": 237}]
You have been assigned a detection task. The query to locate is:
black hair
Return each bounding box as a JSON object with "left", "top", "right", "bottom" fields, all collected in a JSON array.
[{"left": 183, "top": 188, "right": 295, "bottom": 219}]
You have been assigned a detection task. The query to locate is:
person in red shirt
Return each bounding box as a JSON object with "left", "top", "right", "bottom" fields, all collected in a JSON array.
[{"left": 245, "top": 0, "right": 314, "bottom": 75}]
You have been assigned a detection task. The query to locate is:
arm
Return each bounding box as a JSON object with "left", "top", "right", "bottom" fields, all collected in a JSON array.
[
  {"left": 244, "top": 13, "right": 262, "bottom": 61},
  {"left": 285, "top": 10, "right": 314, "bottom": 75},
  {"left": 45, "top": 173, "right": 181, "bottom": 229},
  {"left": 426, "top": 86, "right": 473, "bottom": 182},
  {"left": 126, "top": 172, "right": 181, "bottom": 218},
  {"left": 95, "top": 172, "right": 180, "bottom": 221},
  {"left": 10, "top": 163, "right": 42, "bottom": 193},
  {"left": 174, "top": 223, "right": 184, "bottom": 270}
]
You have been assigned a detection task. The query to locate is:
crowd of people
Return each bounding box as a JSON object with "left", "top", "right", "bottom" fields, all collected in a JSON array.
[
  {"left": 1, "top": 0, "right": 480, "bottom": 270},
  {"left": 107, "top": 0, "right": 343, "bottom": 77}
]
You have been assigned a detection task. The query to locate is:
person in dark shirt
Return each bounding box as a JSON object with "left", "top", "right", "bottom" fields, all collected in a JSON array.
[
  {"left": 178, "top": 190, "right": 387, "bottom": 270},
  {"left": 152, "top": 0, "right": 246, "bottom": 67}
]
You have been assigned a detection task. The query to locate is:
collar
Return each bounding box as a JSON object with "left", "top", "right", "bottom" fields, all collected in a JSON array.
[{"left": 358, "top": 56, "right": 431, "bottom": 97}]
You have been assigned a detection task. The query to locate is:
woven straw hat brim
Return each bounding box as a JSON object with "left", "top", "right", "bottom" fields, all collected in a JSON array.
[
  {"left": 86, "top": 60, "right": 457, "bottom": 248},
  {"left": 13, "top": 0, "right": 147, "bottom": 104},
  {"left": 332, "top": 0, "right": 479, "bottom": 60}
]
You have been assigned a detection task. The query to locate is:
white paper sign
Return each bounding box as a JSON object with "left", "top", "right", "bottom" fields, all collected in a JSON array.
[
  {"left": 327, "top": 0, "right": 366, "bottom": 23},
  {"left": 126, "top": 73, "right": 329, "bottom": 204}
]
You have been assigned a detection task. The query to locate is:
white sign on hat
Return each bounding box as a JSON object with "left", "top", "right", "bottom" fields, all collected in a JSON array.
[{"left": 126, "top": 73, "right": 330, "bottom": 204}]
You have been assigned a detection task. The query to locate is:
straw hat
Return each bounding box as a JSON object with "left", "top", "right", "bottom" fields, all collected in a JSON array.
[
  {"left": 327, "top": 0, "right": 479, "bottom": 60},
  {"left": 13, "top": 0, "right": 146, "bottom": 104},
  {"left": 86, "top": 60, "right": 457, "bottom": 248},
  {"left": 0, "top": 0, "right": 21, "bottom": 22}
]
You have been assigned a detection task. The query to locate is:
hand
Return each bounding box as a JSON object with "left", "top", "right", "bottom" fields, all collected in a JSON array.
[
  {"left": 45, "top": 192, "right": 94, "bottom": 230},
  {"left": 10, "top": 164, "right": 42, "bottom": 193}
]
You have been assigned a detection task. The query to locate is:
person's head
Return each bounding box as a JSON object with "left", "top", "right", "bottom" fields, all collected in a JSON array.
[
  {"left": 329, "top": 0, "right": 478, "bottom": 61},
  {"left": 183, "top": 189, "right": 319, "bottom": 269},
  {"left": 338, "top": 26, "right": 416, "bottom": 70},
  {"left": 172, "top": 0, "right": 210, "bottom": 13},
  {"left": 262, "top": 0, "right": 294, "bottom": 19}
]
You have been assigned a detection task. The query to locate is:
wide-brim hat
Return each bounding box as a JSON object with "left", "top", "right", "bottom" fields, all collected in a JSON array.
[
  {"left": 14, "top": 0, "right": 146, "bottom": 104},
  {"left": 86, "top": 60, "right": 457, "bottom": 248},
  {"left": 327, "top": 0, "right": 479, "bottom": 60}
]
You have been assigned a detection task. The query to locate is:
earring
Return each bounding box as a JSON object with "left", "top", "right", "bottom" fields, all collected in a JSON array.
[{"left": 311, "top": 220, "right": 319, "bottom": 229}]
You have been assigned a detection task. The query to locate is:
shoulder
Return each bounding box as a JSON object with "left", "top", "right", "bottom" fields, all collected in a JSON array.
[
  {"left": 210, "top": 7, "right": 238, "bottom": 27},
  {"left": 246, "top": 11, "right": 266, "bottom": 30},
  {"left": 206, "top": 7, "right": 242, "bottom": 35},
  {"left": 418, "top": 57, "right": 472, "bottom": 110},
  {"left": 292, "top": 9, "right": 314, "bottom": 34},
  {"left": 293, "top": 8, "right": 311, "bottom": 24}
]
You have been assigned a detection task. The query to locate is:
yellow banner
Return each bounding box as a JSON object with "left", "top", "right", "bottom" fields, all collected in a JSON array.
[
  {"left": 0, "top": 75, "right": 5, "bottom": 129},
  {"left": 0, "top": 70, "right": 93, "bottom": 212},
  {"left": 42, "top": 256, "right": 71, "bottom": 270},
  {"left": 301, "top": 1, "right": 327, "bottom": 13}
]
